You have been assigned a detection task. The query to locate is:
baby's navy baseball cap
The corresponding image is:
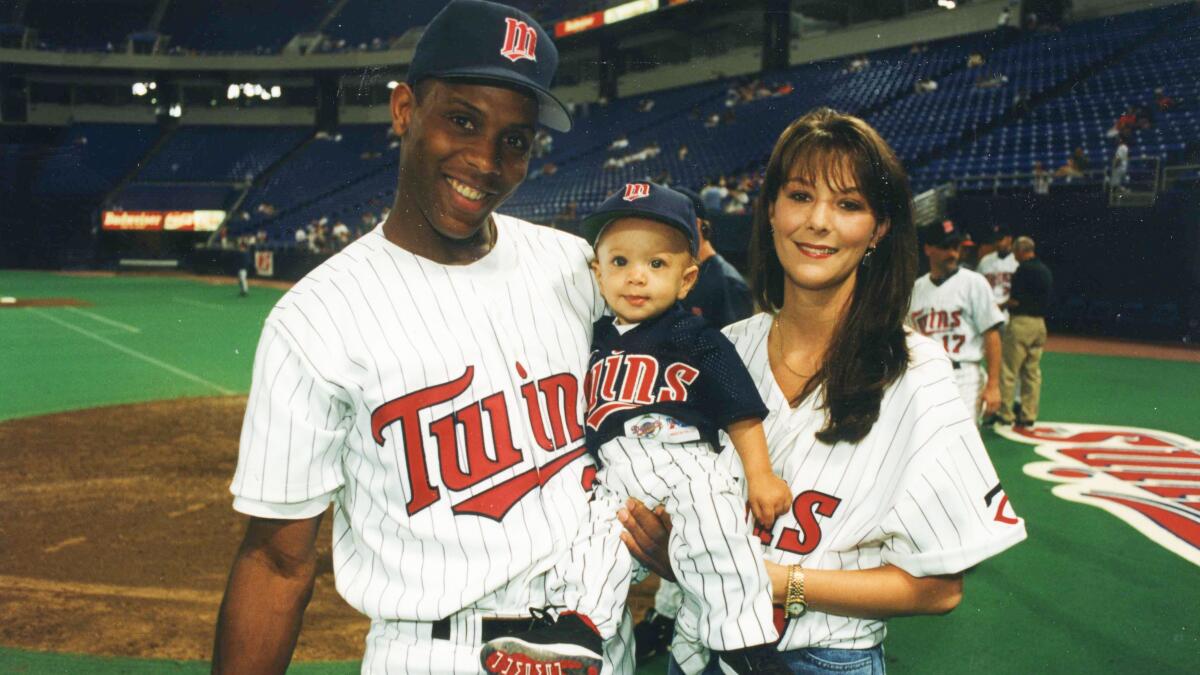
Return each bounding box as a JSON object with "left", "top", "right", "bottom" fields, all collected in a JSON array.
[
  {"left": 407, "top": 0, "right": 572, "bottom": 132},
  {"left": 581, "top": 182, "right": 699, "bottom": 257}
]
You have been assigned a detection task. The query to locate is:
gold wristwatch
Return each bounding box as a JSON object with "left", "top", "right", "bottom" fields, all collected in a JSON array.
[{"left": 785, "top": 564, "right": 807, "bottom": 618}]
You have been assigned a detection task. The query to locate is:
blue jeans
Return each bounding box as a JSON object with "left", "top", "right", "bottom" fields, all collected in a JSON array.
[{"left": 668, "top": 645, "right": 885, "bottom": 675}]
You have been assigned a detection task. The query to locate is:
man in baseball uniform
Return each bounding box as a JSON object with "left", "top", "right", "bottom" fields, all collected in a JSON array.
[
  {"left": 909, "top": 220, "right": 1004, "bottom": 421},
  {"left": 976, "top": 223, "right": 1018, "bottom": 321},
  {"left": 212, "top": 3, "right": 634, "bottom": 673}
]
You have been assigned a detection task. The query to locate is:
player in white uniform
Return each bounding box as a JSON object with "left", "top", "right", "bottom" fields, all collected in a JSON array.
[
  {"left": 909, "top": 220, "right": 1005, "bottom": 422},
  {"left": 975, "top": 224, "right": 1018, "bottom": 321},
  {"left": 617, "top": 108, "right": 1026, "bottom": 675},
  {"left": 212, "top": 3, "right": 634, "bottom": 673}
]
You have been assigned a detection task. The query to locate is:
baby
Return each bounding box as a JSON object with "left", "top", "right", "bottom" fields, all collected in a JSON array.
[{"left": 481, "top": 183, "right": 791, "bottom": 675}]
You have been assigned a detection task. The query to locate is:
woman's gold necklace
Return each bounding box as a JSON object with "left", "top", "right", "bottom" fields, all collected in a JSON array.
[{"left": 773, "top": 314, "right": 816, "bottom": 379}]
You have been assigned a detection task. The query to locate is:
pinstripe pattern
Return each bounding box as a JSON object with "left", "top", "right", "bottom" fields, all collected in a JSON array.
[
  {"left": 670, "top": 314, "right": 1026, "bottom": 664},
  {"left": 551, "top": 437, "right": 777, "bottom": 652},
  {"left": 229, "top": 217, "right": 641, "bottom": 673}
]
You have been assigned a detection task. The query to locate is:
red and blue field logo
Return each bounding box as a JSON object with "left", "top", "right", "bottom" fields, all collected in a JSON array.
[{"left": 997, "top": 422, "right": 1200, "bottom": 567}]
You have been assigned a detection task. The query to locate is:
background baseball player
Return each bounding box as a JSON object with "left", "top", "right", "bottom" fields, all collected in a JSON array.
[
  {"left": 213, "top": 3, "right": 634, "bottom": 673},
  {"left": 480, "top": 183, "right": 790, "bottom": 675},
  {"left": 909, "top": 219, "right": 1005, "bottom": 420},
  {"left": 976, "top": 223, "right": 1018, "bottom": 321}
]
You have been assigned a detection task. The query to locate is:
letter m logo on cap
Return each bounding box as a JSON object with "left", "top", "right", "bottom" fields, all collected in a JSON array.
[
  {"left": 500, "top": 17, "right": 538, "bottom": 62},
  {"left": 623, "top": 183, "right": 651, "bottom": 201}
]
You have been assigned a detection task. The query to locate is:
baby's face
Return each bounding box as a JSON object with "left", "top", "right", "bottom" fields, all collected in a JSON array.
[{"left": 592, "top": 217, "right": 698, "bottom": 325}]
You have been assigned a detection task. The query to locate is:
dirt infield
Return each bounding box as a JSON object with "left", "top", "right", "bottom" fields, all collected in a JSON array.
[{"left": 0, "top": 397, "right": 656, "bottom": 662}]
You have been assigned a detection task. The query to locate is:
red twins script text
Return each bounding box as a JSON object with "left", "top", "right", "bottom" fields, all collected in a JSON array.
[{"left": 370, "top": 365, "right": 585, "bottom": 520}]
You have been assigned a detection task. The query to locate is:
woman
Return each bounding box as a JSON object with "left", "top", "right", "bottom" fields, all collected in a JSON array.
[{"left": 621, "top": 108, "right": 1026, "bottom": 674}]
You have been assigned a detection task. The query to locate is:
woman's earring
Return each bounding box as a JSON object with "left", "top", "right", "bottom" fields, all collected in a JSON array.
[{"left": 861, "top": 246, "right": 876, "bottom": 267}]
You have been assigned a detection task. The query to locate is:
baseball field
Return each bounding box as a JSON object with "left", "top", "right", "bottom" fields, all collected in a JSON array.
[{"left": 1, "top": 269, "right": 1196, "bottom": 674}]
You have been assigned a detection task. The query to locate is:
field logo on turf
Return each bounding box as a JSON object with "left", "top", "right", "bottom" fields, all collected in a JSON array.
[{"left": 997, "top": 422, "right": 1200, "bottom": 567}]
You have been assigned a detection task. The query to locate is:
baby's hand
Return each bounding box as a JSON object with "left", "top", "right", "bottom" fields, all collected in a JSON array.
[{"left": 747, "top": 472, "right": 792, "bottom": 529}]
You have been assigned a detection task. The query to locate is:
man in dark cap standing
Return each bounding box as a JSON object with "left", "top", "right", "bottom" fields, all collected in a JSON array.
[{"left": 212, "top": 2, "right": 633, "bottom": 673}]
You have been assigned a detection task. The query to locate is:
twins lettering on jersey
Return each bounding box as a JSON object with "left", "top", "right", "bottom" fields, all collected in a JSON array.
[
  {"left": 370, "top": 362, "right": 585, "bottom": 521},
  {"left": 753, "top": 482, "right": 1016, "bottom": 555},
  {"left": 909, "top": 308, "right": 967, "bottom": 353},
  {"left": 583, "top": 351, "right": 699, "bottom": 430}
]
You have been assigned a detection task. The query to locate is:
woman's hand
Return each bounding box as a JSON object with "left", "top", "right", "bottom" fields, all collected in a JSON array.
[{"left": 618, "top": 498, "right": 676, "bottom": 582}]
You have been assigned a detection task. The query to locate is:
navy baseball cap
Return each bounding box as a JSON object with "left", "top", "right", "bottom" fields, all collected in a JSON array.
[
  {"left": 924, "top": 219, "right": 965, "bottom": 247},
  {"left": 581, "top": 182, "right": 699, "bottom": 256},
  {"left": 407, "top": 0, "right": 572, "bottom": 132}
]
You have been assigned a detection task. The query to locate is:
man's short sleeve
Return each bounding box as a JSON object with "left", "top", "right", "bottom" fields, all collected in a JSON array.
[
  {"left": 971, "top": 274, "right": 1006, "bottom": 332},
  {"left": 879, "top": 407, "right": 1027, "bottom": 576},
  {"left": 230, "top": 319, "right": 351, "bottom": 519}
]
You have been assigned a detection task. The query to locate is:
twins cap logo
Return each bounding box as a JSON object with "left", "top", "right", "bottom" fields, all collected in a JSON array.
[
  {"left": 623, "top": 183, "right": 651, "bottom": 201},
  {"left": 500, "top": 17, "right": 538, "bottom": 63},
  {"left": 998, "top": 421, "right": 1200, "bottom": 567}
]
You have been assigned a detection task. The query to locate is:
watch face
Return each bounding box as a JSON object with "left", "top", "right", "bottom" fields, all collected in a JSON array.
[{"left": 786, "top": 602, "right": 806, "bottom": 617}]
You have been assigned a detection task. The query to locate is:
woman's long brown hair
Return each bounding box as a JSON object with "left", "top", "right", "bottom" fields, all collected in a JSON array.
[{"left": 750, "top": 108, "right": 917, "bottom": 443}]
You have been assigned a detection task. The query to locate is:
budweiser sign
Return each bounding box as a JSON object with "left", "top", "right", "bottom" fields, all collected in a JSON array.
[
  {"left": 103, "top": 211, "right": 163, "bottom": 230},
  {"left": 997, "top": 422, "right": 1200, "bottom": 566}
]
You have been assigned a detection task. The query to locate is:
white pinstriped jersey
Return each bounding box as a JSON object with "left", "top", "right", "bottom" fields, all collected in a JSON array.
[
  {"left": 231, "top": 216, "right": 606, "bottom": 627},
  {"left": 976, "top": 251, "right": 1019, "bottom": 311},
  {"left": 718, "top": 315, "right": 1026, "bottom": 651},
  {"left": 909, "top": 269, "right": 1005, "bottom": 363}
]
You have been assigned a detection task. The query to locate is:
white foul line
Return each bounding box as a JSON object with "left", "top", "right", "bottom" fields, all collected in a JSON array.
[
  {"left": 29, "top": 309, "right": 235, "bottom": 395},
  {"left": 172, "top": 296, "right": 226, "bottom": 310},
  {"left": 64, "top": 306, "right": 141, "bottom": 333}
]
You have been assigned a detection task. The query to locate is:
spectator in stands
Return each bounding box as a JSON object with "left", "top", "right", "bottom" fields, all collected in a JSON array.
[
  {"left": 967, "top": 51, "right": 985, "bottom": 68},
  {"left": 1109, "top": 138, "right": 1130, "bottom": 192},
  {"left": 700, "top": 178, "right": 730, "bottom": 213},
  {"left": 533, "top": 129, "right": 553, "bottom": 158},
  {"left": 1055, "top": 147, "right": 1089, "bottom": 180},
  {"left": 723, "top": 187, "right": 750, "bottom": 215},
  {"left": 773, "top": 82, "right": 793, "bottom": 96},
  {"left": 551, "top": 201, "right": 578, "bottom": 230},
  {"left": 609, "top": 133, "right": 630, "bottom": 151},
  {"left": 1107, "top": 106, "right": 1137, "bottom": 141},
  {"left": 677, "top": 143, "right": 689, "bottom": 161},
  {"left": 915, "top": 78, "right": 938, "bottom": 94},
  {"left": 332, "top": 221, "right": 351, "bottom": 249},
  {"left": 1033, "top": 161, "right": 1051, "bottom": 195},
  {"left": 636, "top": 98, "right": 655, "bottom": 113},
  {"left": 293, "top": 226, "right": 308, "bottom": 247},
  {"left": 847, "top": 55, "right": 870, "bottom": 73},
  {"left": 974, "top": 72, "right": 1009, "bottom": 89},
  {"left": 704, "top": 112, "right": 721, "bottom": 128},
  {"left": 1153, "top": 87, "right": 1176, "bottom": 113}
]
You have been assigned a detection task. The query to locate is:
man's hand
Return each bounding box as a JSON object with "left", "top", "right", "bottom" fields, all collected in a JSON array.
[
  {"left": 619, "top": 498, "right": 675, "bottom": 581},
  {"left": 979, "top": 382, "right": 1001, "bottom": 417},
  {"left": 747, "top": 471, "right": 792, "bottom": 529}
]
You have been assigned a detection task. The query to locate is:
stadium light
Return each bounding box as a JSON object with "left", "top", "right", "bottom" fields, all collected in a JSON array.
[
  {"left": 132, "top": 82, "right": 148, "bottom": 96},
  {"left": 149, "top": 82, "right": 157, "bottom": 90},
  {"left": 260, "top": 91, "right": 271, "bottom": 100},
  {"left": 227, "top": 84, "right": 239, "bottom": 99},
  {"left": 938, "top": 0, "right": 957, "bottom": 8},
  {"left": 168, "top": 103, "right": 182, "bottom": 118},
  {"left": 270, "top": 85, "right": 282, "bottom": 98},
  {"left": 387, "top": 80, "right": 399, "bottom": 90}
]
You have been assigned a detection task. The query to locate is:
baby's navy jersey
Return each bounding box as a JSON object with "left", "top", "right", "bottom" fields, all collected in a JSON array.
[{"left": 584, "top": 304, "right": 768, "bottom": 453}]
